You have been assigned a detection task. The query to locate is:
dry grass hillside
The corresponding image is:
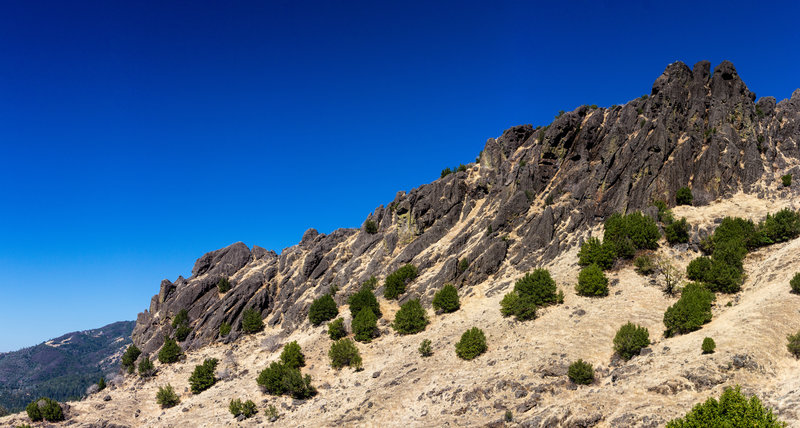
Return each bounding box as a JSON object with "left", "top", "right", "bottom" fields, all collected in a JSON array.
[{"left": 3, "top": 192, "right": 800, "bottom": 427}]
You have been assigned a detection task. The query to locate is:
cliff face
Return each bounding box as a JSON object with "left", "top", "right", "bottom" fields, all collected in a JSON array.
[{"left": 132, "top": 60, "right": 800, "bottom": 356}]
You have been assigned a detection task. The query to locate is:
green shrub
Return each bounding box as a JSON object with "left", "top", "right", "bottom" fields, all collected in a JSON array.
[
  {"left": 241, "top": 307, "right": 264, "bottom": 334},
  {"left": 329, "top": 338, "right": 362, "bottom": 369},
  {"left": 759, "top": 208, "right": 800, "bottom": 244},
  {"left": 418, "top": 339, "right": 433, "bottom": 357},
  {"left": 440, "top": 167, "right": 452, "bottom": 178},
  {"left": 613, "top": 322, "right": 650, "bottom": 360},
  {"left": 25, "top": 400, "right": 41, "bottom": 421},
  {"left": 782, "top": 173, "right": 792, "bottom": 187},
  {"left": 705, "top": 258, "right": 743, "bottom": 293},
  {"left": 352, "top": 307, "right": 378, "bottom": 342},
  {"left": 500, "top": 291, "right": 520, "bottom": 317},
  {"left": 280, "top": 341, "right": 305, "bottom": 369},
  {"left": 188, "top": 358, "right": 218, "bottom": 394},
  {"left": 384, "top": 264, "right": 418, "bottom": 299},
  {"left": 156, "top": 384, "right": 180, "bottom": 408},
  {"left": 499, "top": 292, "right": 537, "bottom": 321},
  {"left": 458, "top": 258, "right": 469, "bottom": 272},
  {"left": 654, "top": 200, "right": 674, "bottom": 224},
  {"left": 514, "top": 268, "right": 560, "bottom": 306},
  {"left": 663, "top": 282, "right": 714, "bottom": 337},
  {"left": 686, "top": 257, "right": 712, "bottom": 281},
  {"left": 575, "top": 264, "right": 609, "bottom": 297},
  {"left": 791, "top": 272, "right": 800, "bottom": 294},
  {"left": 603, "top": 212, "right": 659, "bottom": 257},
  {"left": 121, "top": 343, "right": 141, "bottom": 374},
  {"left": 174, "top": 324, "right": 191, "bottom": 342},
  {"left": 392, "top": 299, "right": 429, "bottom": 334},
  {"left": 219, "top": 321, "right": 232, "bottom": 337},
  {"left": 432, "top": 284, "right": 460, "bottom": 313},
  {"left": 676, "top": 187, "right": 693, "bottom": 205},
  {"left": 567, "top": 359, "right": 594, "bottom": 385},
  {"left": 713, "top": 216, "right": 761, "bottom": 252},
  {"left": 26, "top": 397, "right": 63, "bottom": 422},
  {"left": 217, "top": 276, "right": 231, "bottom": 293},
  {"left": 665, "top": 218, "right": 690, "bottom": 244},
  {"left": 455, "top": 327, "right": 487, "bottom": 360},
  {"left": 308, "top": 294, "right": 338, "bottom": 326},
  {"left": 16, "top": 424, "right": 32, "bottom": 428},
  {"left": 634, "top": 255, "right": 656, "bottom": 275},
  {"left": 702, "top": 337, "right": 716, "bottom": 354},
  {"left": 788, "top": 330, "right": 800, "bottom": 358},
  {"left": 138, "top": 357, "right": 155, "bottom": 377},
  {"left": 666, "top": 386, "right": 785, "bottom": 427},
  {"left": 158, "top": 337, "right": 182, "bottom": 364},
  {"left": 364, "top": 219, "right": 378, "bottom": 234},
  {"left": 229, "top": 398, "right": 258, "bottom": 419},
  {"left": 172, "top": 309, "right": 189, "bottom": 328},
  {"left": 97, "top": 377, "right": 106, "bottom": 391},
  {"left": 348, "top": 286, "right": 382, "bottom": 318},
  {"left": 505, "top": 409, "right": 513, "bottom": 422},
  {"left": 362, "top": 276, "right": 378, "bottom": 290},
  {"left": 328, "top": 318, "right": 347, "bottom": 340},
  {"left": 578, "top": 237, "right": 616, "bottom": 269},
  {"left": 256, "top": 362, "right": 316, "bottom": 398},
  {"left": 266, "top": 404, "right": 280, "bottom": 420}
]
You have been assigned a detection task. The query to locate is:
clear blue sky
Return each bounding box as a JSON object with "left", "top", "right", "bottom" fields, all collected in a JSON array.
[{"left": 1, "top": 0, "right": 799, "bottom": 352}]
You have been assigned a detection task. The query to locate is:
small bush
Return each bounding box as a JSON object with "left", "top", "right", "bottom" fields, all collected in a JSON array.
[
  {"left": 352, "top": 307, "right": 378, "bottom": 342},
  {"left": 138, "top": 357, "right": 155, "bottom": 377},
  {"left": 604, "top": 212, "right": 659, "bottom": 258},
  {"left": 362, "top": 276, "right": 378, "bottom": 290},
  {"left": 348, "top": 286, "right": 382, "bottom": 318},
  {"left": 229, "top": 398, "right": 258, "bottom": 419},
  {"left": 654, "top": 200, "right": 674, "bottom": 224},
  {"left": 308, "top": 294, "right": 338, "bottom": 326},
  {"left": 455, "top": 327, "right": 487, "bottom": 360},
  {"left": 613, "top": 322, "right": 650, "bottom": 360},
  {"left": 256, "top": 362, "right": 316, "bottom": 398},
  {"left": 174, "top": 324, "right": 191, "bottom": 342},
  {"left": 418, "top": 339, "right": 433, "bottom": 357},
  {"left": 384, "top": 264, "right": 418, "bottom": 299},
  {"left": 676, "top": 187, "right": 693, "bottom": 205},
  {"left": 505, "top": 409, "right": 513, "bottom": 422},
  {"left": 189, "top": 358, "right": 218, "bottom": 394},
  {"left": 219, "top": 321, "right": 232, "bottom": 337},
  {"left": 634, "top": 255, "right": 656, "bottom": 275},
  {"left": 280, "top": 341, "right": 305, "bottom": 369},
  {"left": 329, "top": 338, "right": 362, "bottom": 369},
  {"left": 241, "top": 307, "right": 264, "bottom": 334},
  {"left": 575, "top": 264, "right": 609, "bottom": 297},
  {"left": 702, "top": 337, "right": 716, "bottom": 354},
  {"left": 666, "top": 386, "right": 785, "bottom": 427},
  {"left": 458, "top": 258, "right": 469, "bottom": 272},
  {"left": 364, "top": 219, "right": 378, "bottom": 234},
  {"left": 578, "top": 237, "right": 616, "bottom": 270},
  {"left": 158, "top": 337, "right": 182, "bottom": 364},
  {"left": 121, "top": 344, "right": 141, "bottom": 374},
  {"left": 156, "top": 384, "right": 180, "bottom": 408},
  {"left": 791, "top": 273, "right": 800, "bottom": 294},
  {"left": 782, "top": 173, "right": 792, "bottom": 187},
  {"left": 567, "top": 359, "right": 594, "bottom": 385},
  {"left": 328, "top": 318, "right": 347, "bottom": 340},
  {"left": 97, "top": 377, "right": 106, "bottom": 391},
  {"left": 705, "top": 258, "right": 743, "bottom": 293},
  {"left": 172, "top": 309, "right": 189, "bottom": 328},
  {"left": 217, "top": 277, "right": 231, "bottom": 293},
  {"left": 432, "top": 284, "right": 460, "bottom": 313},
  {"left": 665, "top": 218, "right": 690, "bottom": 244},
  {"left": 26, "top": 397, "right": 63, "bottom": 422},
  {"left": 788, "top": 331, "right": 800, "bottom": 358},
  {"left": 759, "top": 208, "right": 800, "bottom": 244},
  {"left": 440, "top": 167, "right": 452, "bottom": 178},
  {"left": 663, "top": 282, "right": 714, "bottom": 337},
  {"left": 393, "top": 299, "right": 429, "bottom": 334},
  {"left": 686, "top": 256, "right": 712, "bottom": 281},
  {"left": 499, "top": 292, "right": 537, "bottom": 321},
  {"left": 514, "top": 268, "right": 560, "bottom": 306}
]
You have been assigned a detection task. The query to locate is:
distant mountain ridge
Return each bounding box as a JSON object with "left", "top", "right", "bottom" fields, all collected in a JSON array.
[{"left": 0, "top": 320, "right": 134, "bottom": 412}]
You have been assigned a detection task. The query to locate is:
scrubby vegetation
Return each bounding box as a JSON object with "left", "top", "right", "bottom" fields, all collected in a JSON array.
[
  {"left": 418, "top": 339, "right": 433, "bottom": 357},
  {"left": 138, "top": 356, "right": 155, "bottom": 377},
  {"left": 156, "top": 384, "right": 180, "bottom": 408},
  {"left": 575, "top": 264, "right": 609, "bottom": 297},
  {"left": 604, "top": 211, "right": 660, "bottom": 257},
  {"left": 782, "top": 173, "right": 792, "bottom": 187},
  {"left": 327, "top": 318, "right": 347, "bottom": 340},
  {"left": 364, "top": 219, "right": 378, "bottom": 234},
  {"left": 348, "top": 285, "right": 382, "bottom": 318},
  {"left": 666, "top": 386, "right": 785, "bottom": 427},
  {"left": 577, "top": 237, "right": 616, "bottom": 270},
  {"left": 308, "top": 294, "right": 338, "bottom": 326},
  {"left": 97, "top": 377, "right": 106, "bottom": 391},
  {"left": 663, "top": 282, "right": 714, "bottom": 337},
  {"left": 121, "top": 344, "right": 141, "bottom": 374},
  {"left": 392, "top": 299, "right": 429, "bottom": 334},
  {"left": 384, "top": 264, "right": 418, "bottom": 299},
  {"left": 352, "top": 307, "right": 378, "bottom": 342},
  {"left": 634, "top": 254, "right": 656, "bottom": 275},
  {"left": 676, "top": 186, "right": 693, "bottom": 205},
  {"left": 172, "top": 309, "right": 191, "bottom": 342},
  {"left": 188, "top": 358, "right": 218, "bottom": 394},
  {"left": 280, "top": 341, "right": 305, "bottom": 369},
  {"left": 500, "top": 269, "right": 563, "bottom": 320},
  {"left": 567, "top": 360, "right": 594, "bottom": 385},
  {"left": 455, "top": 327, "right": 487, "bottom": 360},
  {"left": 665, "top": 218, "right": 690, "bottom": 244},
  {"left": 241, "top": 307, "right": 264, "bottom": 333},
  {"left": 219, "top": 321, "right": 232, "bottom": 337},
  {"left": 256, "top": 362, "right": 316, "bottom": 398},
  {"left": 217, "top": 276, "right": 231, "bottom": 293},
  {"left": 158, "top": 337, "right": 182, "bottom": 364},
  {"left": 26, "top": 397, "right": 63, "bottom": 422},
  {"left": 791, "top": 272, "right": 800, "bottom": 294},
  {"left": 613, "top": 322, "right": 650, "bottom": 360},
  {"left": 329, "top": 338, "right": 362, "bottom": 369},
  {"left": 229, "top": 398, "right": 258, "bottom": 419},
  {"left": 788, "top": 330, "right": 800, "bottom": 358},
  {"left": 432, "top": 284, "right": 460, "bottom": 313},
  {"left": 702, "top": 337, "right": 716, "bottom": 354}
]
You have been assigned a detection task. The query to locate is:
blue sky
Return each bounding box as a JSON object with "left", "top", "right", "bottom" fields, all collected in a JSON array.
[{"left": 1, "top": 0, "right": 799, "bottom": 352}]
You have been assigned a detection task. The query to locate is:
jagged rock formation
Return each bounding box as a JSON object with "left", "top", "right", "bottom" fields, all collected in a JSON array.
[{"left": 132, "top": 60, "right": 800, "bottom": 360}]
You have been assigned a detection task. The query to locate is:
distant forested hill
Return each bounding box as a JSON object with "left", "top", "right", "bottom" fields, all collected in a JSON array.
[{"left": 0, "top": 320, "right": 134, "bottom": 413}]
